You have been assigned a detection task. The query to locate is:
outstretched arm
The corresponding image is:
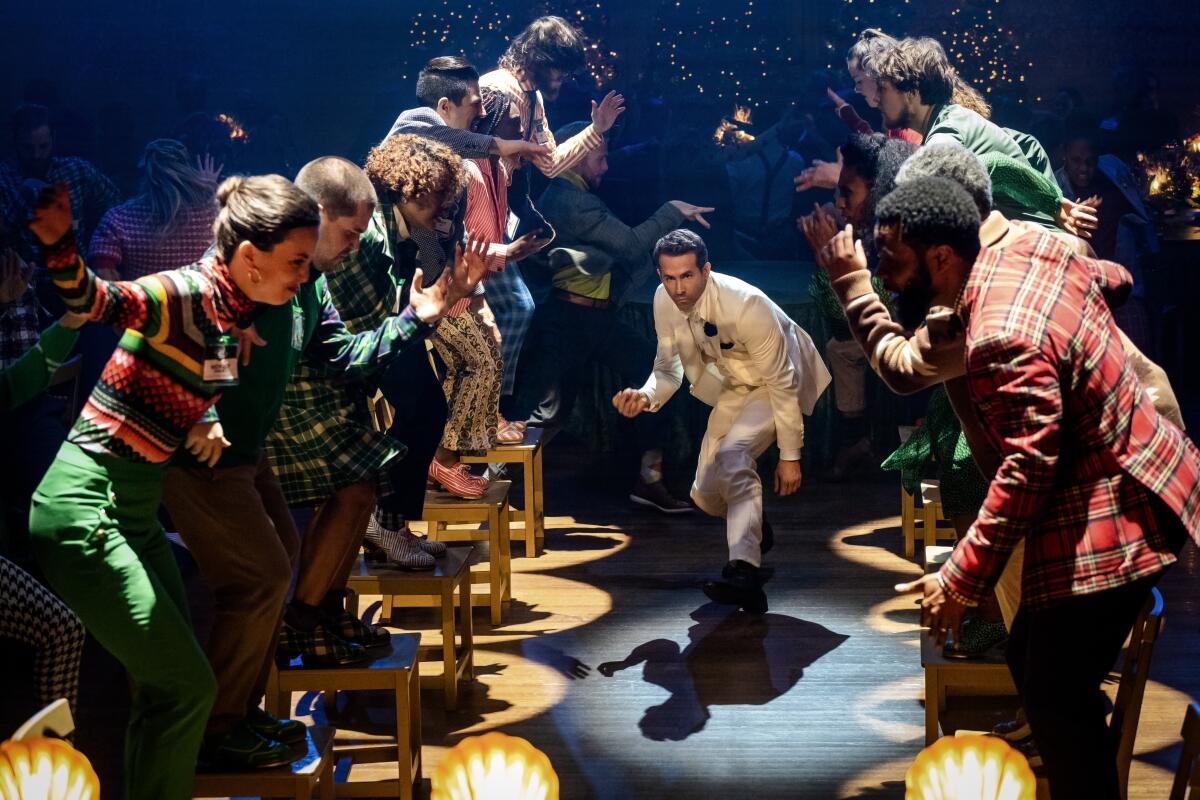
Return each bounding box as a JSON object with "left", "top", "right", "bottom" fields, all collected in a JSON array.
[{"left": 31, "top": 183, "right": 156, "bottom": 331}]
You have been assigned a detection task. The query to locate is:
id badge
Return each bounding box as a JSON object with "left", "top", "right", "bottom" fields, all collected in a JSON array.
[
  {"left": 203, "top": 335, "right": 240, "bottom": 386},
  {"left": 290, "top": 305, "right": 305, "bottom": 351},
  {"left": 531, "top": 118, "right": 550, "bottom": 146},
  {"left": 433, "top": 216, "right": 453, "bottom": 236}
]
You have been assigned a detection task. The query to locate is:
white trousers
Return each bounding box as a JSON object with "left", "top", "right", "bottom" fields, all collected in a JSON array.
[{"left": 690, "top": 386, "right": 778, "bottom": 567}]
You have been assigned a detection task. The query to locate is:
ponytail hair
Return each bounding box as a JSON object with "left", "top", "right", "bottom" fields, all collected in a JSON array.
[{"left": 213, "top": 174, "right": 320, "bottom": 262}]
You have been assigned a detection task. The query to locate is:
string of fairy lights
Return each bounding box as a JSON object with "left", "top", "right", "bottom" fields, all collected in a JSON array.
[{"left": 399, "top": 0, "right": 1031, "bottom": 108}]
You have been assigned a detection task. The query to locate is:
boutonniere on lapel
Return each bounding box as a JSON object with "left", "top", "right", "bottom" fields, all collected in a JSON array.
[{"left": 703, "top": 321, "right": 734, "bottom": 350}]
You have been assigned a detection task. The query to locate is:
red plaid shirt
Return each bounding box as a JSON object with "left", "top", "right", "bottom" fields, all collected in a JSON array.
[{"left": 941, "top": 232, "right": 1200, "bottom": 608}]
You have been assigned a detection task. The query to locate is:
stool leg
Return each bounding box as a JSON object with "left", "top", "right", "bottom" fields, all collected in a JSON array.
[
  {"left": 500, "top": 505, "right": 512, "bottom": 604},
  {"left": 459, "top": 574, "right": 474, "bottom": 680},
  {"left": 901, "top": 487, "right": 916, "bottom": 560},
  {"left": 441, "top": 583, "right": 457, "bottom": 711},
  {"left": 318, "top": 750, "right": 335, "bottom": 800},
  {"left": 533, "top": 446, "right": 545, "bottom": 550},
  {"left": 522, "top": 453, "right": 537, "bottom": 558},
  {"left": 394, "top": 669, "right": 414, "bottom": 800},
  {"left": 382, "top": 593, "right": 394, "bottom": 622},
  {"left": 323, "top": 686, "right": 337, "bottom": 718},
  {"left": 410, "top": 661, "right": 423, "bottom": 784},
  {"left": 488, "top": 505, "right": 502, "bottom": 625},
  {"left": 926, "top": 665, "right": 941, "bottom": 745},
  {"left": 922, "top": 502, "right": 937, "bottom": 553},
  {"left": 347, "top": 588, "right": 360, "bottom": 619}
]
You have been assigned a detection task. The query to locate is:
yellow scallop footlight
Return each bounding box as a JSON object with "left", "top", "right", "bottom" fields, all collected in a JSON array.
[
  {"left": 432, "top": 732, "right": 559, "bottom": 800},
  {"left": 905, "top": 734, "right": 1035, "bottom": 800},
  {"left": 0, "top": 736, "right": 99, "bottom": 800}
]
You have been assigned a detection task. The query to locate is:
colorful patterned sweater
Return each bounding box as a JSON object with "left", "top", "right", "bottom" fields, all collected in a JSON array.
[{"left": 44, "top": 233, "right": 256, "bottom": 464}]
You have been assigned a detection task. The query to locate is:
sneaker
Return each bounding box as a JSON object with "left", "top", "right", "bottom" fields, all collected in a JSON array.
[
  {"left": 428, "top": 459, "right": 488, "bottom": 499},
  {"left": 943, "top": 614, "right": 1008, "bottom": 659},
  {"left": 629, "top": 480, "right": 692, "bottom": 514},
  {"left": 321, "top": 607, "right": 392, "bottom": 649},
  {"left": 245, "top": 706, "right": 306, "bottom": 745},
  {"left": 364, "top": 518, "right": 435, "bottom": 570},
  {"left": 277, "top": 619, "right": 373, "bottom": 668},
  {"left": 199, "top": 722, "right": 298, "bottom": 771}
]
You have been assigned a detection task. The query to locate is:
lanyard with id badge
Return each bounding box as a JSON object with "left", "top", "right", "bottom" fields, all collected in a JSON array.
[{"left": 203, "top": 334, "right": 240, "bottom": 387}]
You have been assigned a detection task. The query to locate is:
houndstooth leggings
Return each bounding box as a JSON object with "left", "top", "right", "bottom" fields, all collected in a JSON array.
[{"left": 0, "top": 556, "right": 86, "bottom": 714}]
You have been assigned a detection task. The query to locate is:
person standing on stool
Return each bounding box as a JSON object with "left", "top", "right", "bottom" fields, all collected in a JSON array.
[{"left": 614, "top": 230, "right": 830, "bottom": 612}]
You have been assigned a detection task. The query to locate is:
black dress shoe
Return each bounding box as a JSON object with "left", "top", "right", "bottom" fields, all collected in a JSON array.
[
  {"left": 704, "top": 561, "right": 768, "bottom": 613},
  {"left": 761, "top": 518, "right": 774, "bottom": 556}
]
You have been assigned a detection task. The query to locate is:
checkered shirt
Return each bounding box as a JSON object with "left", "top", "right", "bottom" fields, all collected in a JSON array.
[
  {"left": 264, "top": 204, "right": 417, "bottom": 506},
  {"left": 88, "top": 197, "right": 218, "bottom": 278},
  {"left": 0, "top": 157, "right": 120, "bottom": 259},
  {"left": 941, "top": 232, "right": 1200, "bottom": 608}
]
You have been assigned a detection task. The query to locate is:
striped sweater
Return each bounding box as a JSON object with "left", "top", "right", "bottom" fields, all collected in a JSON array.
[{"left": 44, "top": 234, "right": 256, "bottom": 464}]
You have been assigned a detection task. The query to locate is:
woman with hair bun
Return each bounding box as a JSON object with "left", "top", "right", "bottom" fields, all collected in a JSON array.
[
  {"left": 25, "top": 174, "right": 319, "bottom": 799},
  {"left": 89, "top": 138, "right": 219, "bottom": 279}
]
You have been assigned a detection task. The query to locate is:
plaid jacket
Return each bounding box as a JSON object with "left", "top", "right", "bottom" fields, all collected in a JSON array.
[
  {"left": 940, "top": 232, "right": 1200, "bottom": 607},
  {"left": 264, "top": 205, "right": 421, "bottom": 506}
]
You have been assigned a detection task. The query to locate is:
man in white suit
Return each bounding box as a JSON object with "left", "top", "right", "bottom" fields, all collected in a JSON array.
[{"left": 614, "top": 230, "right": 831, "bottom": 612}]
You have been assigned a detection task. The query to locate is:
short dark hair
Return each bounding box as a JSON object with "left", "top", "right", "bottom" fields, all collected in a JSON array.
[
  {"left": 499, "top": 16, "right": 586, "bottom": 75},
  {"left": 872, "top": 37, "right": 956, "bottom": 107},
  {"left": 415, "top": 56, "right": 480, "bottom": 109},
  {"left": 875, "top": 176, "right": 981, "bottom": 263},
  {"left": 11, "top": 104, "right": 50, "bottom": 141},
  {"left": 654, "top": 229, "right": 709, "bottom": 269},
  {"left": 295, "top": 156, "right": 378, "bottom": 219},
  {"left": 1061, "top": 112, "right": 1101, "bottom": 149}
]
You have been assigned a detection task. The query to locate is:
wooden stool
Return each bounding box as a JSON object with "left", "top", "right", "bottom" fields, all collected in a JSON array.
[
  {"left": 193, "top": 726, "right": 336, "bottom": 800},
  {"left": 918, "top": 479, "right": 958, "bottom": 553},
  {"left": 461, "top": 427, "right": 546, "bottom": 557},
  {"left": 346, "top": 546, "right": 475, "bottom": 710},
  {"left": 921, "top": 629, "right": 1016, "bottom": 745},
  {"left": 423, "top": 480, "right": 513, "bottom": 625},
  {"left": 266, "top": 632, "right": 422, "bottom": 799}
]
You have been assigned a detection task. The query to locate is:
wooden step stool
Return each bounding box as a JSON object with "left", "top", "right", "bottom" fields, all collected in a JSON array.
[
  {"left": 921, "top": 628, "right": 1016, "bottom": 745},
  {"left": 193, "top": 725, "right": 336, "bottom": 800},
  {"left": 460, "top": 426, "right": 546, "bottom": 557},
  {"left": 346, "top": 545, "right": 475, "bottom": 710},
  {"left": 266, "top": 632, "right": 422, "bottom": 799},
  {"left": 422, "top": 480, "right": 512, "bottom": 625}
]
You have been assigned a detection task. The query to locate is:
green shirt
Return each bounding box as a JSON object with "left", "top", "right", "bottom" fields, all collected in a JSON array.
[
  {"left": 925, "top": 103, "right": 1060, "bottom": 228},
  {"left": 0, "top": 322, "right": 78, "bottom": 411}
]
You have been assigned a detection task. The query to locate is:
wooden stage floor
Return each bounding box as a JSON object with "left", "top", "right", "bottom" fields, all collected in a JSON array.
[
  {"left": 14, "top": 439, "right": 1198, "bottom": 798},
  {"left": 316, "top": 443, "right": 1200, "bottom": 799}
]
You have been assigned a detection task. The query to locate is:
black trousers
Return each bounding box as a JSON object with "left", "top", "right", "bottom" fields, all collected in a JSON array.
[
  {"left": 1006, "top": 497, "right": 1184, "bottom": 799},
  {"left": 375, "top": 343, "right": 447, "bottom": 524},
  {"left": 511, "top": 298, "right": 666, "bottom": 454}
]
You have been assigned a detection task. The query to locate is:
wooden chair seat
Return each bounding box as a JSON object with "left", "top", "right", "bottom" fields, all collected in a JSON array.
[
  {"left": 461, "top": 426, "right": 546, "bottom": 557},
  {"left": 422, "top": 480, "right": 513, "bottom": 625},
  {"left": 193, "top": 725, "right": 336, "bottom": 800},
  {"left": 346, "top": 546, "right": 475, "bottom": 710},
  {"left": 266, "top": 632, "right": 422, "bottom": 799}
]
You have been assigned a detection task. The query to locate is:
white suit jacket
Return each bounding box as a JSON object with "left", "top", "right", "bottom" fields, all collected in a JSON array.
[{"left": 638, "top": 271, "right": 831, "bottom": 460}]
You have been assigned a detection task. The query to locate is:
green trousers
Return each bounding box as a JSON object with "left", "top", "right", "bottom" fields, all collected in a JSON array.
[{"left": 30, "top": 441, "right": 216, "bottom": 800}]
